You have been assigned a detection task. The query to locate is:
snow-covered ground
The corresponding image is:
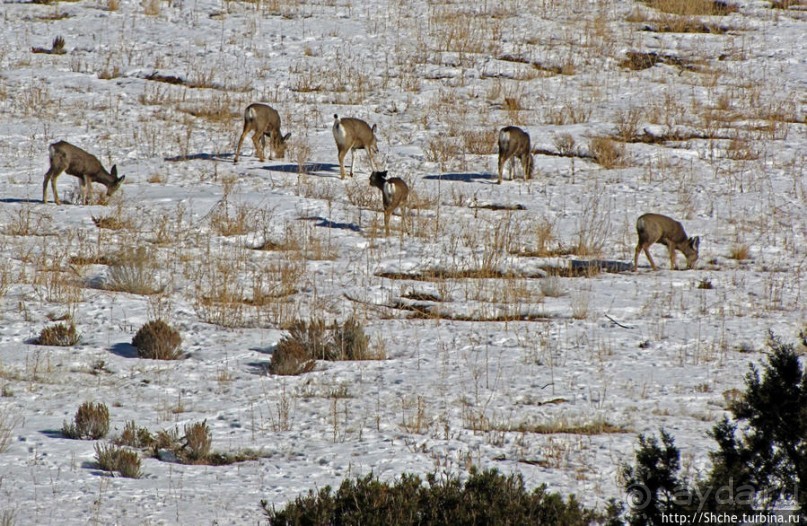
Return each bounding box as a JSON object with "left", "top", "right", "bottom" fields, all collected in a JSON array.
[{"left": 0, "top": 0, "right": 805, "bottom": 523}]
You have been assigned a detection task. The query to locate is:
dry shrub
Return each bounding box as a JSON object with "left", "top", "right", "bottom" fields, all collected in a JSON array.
[
  {"left": 106, "top": 247, "right": 163, "bottom": 295},
  {"left": 62, "top": 401, "right": 110, "bottom": 440},
  {"left": 730, "top": 244, "right": 750, "bottom": 260},
  {"left": 270, "top": 339, "right": 316, "bottom": 376},
  {"left": 553, "top": 133, "right": 578, "bottom": 156},
  {"left": 209, "top": 198, "right": 259, "bottom": 237},
  {"left": 270, "top": 317, "right": 379, "bottom": 376},
  {"left": 0, "top": 406, "right": 21, "bottom": 454},
  {"left": 639, "top": 0, "right": 737, "bottom": 15},
  {"left": 132, "top": 319, "right": 183, "bottom": 360},
  {"left": 36, "top": 322, "right": 80, "bottom": 346},
  {"left": 589, "top": 137, "right": 626, "bottom": 169},
  {"left": 183, "top": 421, "right": 212, "bottom": 461},
  {"left": 462, "top": 129, "right": 496, "bottom": 155},
  {"left": 114, "top": 420, "right": 155, "bottom": 448},
  {"left": 95, "top": 443, "right": 142, "bottom": 478},
  {"left": 92, "top": 214, "right": 128, "bottom": 230},
  {"left": 332, "top": 317, "right": 372, "bottom": 360}
]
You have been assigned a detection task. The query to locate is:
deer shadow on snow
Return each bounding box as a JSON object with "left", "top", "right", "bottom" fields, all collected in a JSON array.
[
  {"left": 261, "top": 163, "right": 341, "bottom": 176},
  {"left": 423, "top": 172, "right": 495, "bottom": 183}
]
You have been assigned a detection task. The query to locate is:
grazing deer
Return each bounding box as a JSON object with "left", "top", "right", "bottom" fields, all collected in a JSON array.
[
  {"left": 333, "top": 114, "right": 378, "bottom": 179},
  {"left": 42, "top": 141, "right": 125, "bottom": 205},
  {"left": 233, "top": 103, "right": 291, "bottom": 163},
  {"left": 369, "top": 170, "right": 409, "bottom": 237},
  {"left": 634, "top": 213, "right": 700, "bottom": 271},
  {"left": 497, "top": 126, "right": 533, "bottom": 185}
]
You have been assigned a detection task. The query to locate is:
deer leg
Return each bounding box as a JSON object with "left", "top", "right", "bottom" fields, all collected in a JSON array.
[
  {"left": 633, "top": 244, "right": 642, "bottom": 271},
  {"left": 349, "top": 148, "right": 356, "bottom": 177},
  {"left": 81, "top": 175, "right": 92, "bottom": 205},
  {"left": 234, "top": 126, "right": 250, "bottom": 163},
  {"left": 43, "top": 167, "right": 62, "bottom": 204},
  {"left": 668, "top": 247, "right": 678, "bottom": 270},
  {"left": 497, "top": 155, "right": 506, "bottom": 185},
  {"left": 337, "top": 147, "right": 348, "bottom": 179},
  {"left": 252, "top": 133, "right": 265, "bottom": 162},
  {"left": 643, "top": 247, "right": 658, "bottom": 271},
  {"left": 384, "top": 210, "right": 391, "bottom": 237}
]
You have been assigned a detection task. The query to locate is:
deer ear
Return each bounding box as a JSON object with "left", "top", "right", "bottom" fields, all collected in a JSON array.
[
  {"left": 371, "top": 124, "right": 378, "bottom": 133},
  {"left": 691, "top": 236, "right": 700, "bottom": 250},
  {"left": 118, "top": 175, "right": 126, "bottom": 183},
  {"left": 111, "top": 165, "right": 117, "bottom": 177},
  {"left": 283, "top": 132, "right": 291, "bottom": 141}
]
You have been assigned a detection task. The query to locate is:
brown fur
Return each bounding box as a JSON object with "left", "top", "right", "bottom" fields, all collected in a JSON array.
[
  {"left": 333, "top": 115, "right": 378, "bottom": 179},
  {"left": 497, "top": 126, "right": 533, "bottom": 184},
  {"left": 369, "top": 171, "right": 409, "bottom": 237},
  {"left": 634, "top": 213, "right": 700, "bottom": 271},
  {"left": 42, "top": 141, "right": 124, "bottom": 205},
  {"left": 234, "top": 103, "right": 291, "bottom": 163}
]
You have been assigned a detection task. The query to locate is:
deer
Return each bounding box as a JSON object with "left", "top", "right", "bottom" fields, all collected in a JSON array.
[
  {"left": 634, "top": 213, "right": 700, "bottom": 271},
  {"left": 42, "top": 141, "right": 125, "bottom": 205},
  {"left": 233, "top": 103, "right": 291, "bottom": 163},
  {"left": 497, "top": 126, "right": 533, "bottom": 185},
  {"left": 333, "top": 114, "right": 378, "bottom": 179},
  {"left": 369, "top": 170, "right": 409, "bottom": 237}
]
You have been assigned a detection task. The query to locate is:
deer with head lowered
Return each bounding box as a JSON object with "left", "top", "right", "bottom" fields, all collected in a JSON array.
[
  {"left": 369, "top": 170, "right": 409, "bottom": 237},
  {"left": 497, "top": 126, "right": 533, "bottom": 185},
  {"left": 333, "top": 114, "right": 378, "bottom": 179},
  {"left": 42, "top": 141, "right": 125, "bottom": 205},
  {"left": 634, "top": 213, "right": 700, "bottom": 271},
  {"left": 233, "top": 103, "right": 291, "bottom": 163}
]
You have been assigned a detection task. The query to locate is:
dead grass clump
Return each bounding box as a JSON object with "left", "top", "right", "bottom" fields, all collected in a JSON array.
[
  {"left": 463, "top": 129, "right": 497, "bottom": 155},
  {"left": 36, "top": 322, "right": 80, "bottom": 346},
  {"left": 619, "top": 51, "right": 692, "bottom": 71},
  {"left": 92, "top": 214, "right": 128, "bottom": 230},
  {"left": 0, "top": 406, "right": 21, "bottom": 454},
  {"left": 639, "top": 0, "right": 738, "bottom": 15},
  {"left": 132, "top": 319, "right": 183, "bottom": 360},
  {"left": 729, "top": 244, "right": 751, "bottom": 261},
  {"left": 269, "top": 339, "right": 316, "bottom": 376},
  {"left": 114, "top": 421, "right": 155, "bottom": 448},
  {"left": 589, "top": 137, "right": 626, "bottom": 169},
  {"left": 270, "top": 317, "right": 380, "bottom": 375},
  {"left": 62, "top": 401, "right": 110, "bottom": 440},
  {"left": 106, "top": 247, "right": 163, "bottom": 295},
  {"left": 152, "top": 421, "right": 259, "bottom": 465},
  {"left": 31, "top": 36, "right": 66, "bottom": 55},
  {"left": 209, "top": 199, "right": 259, "bottom": 237},
  {"left": 94, "top": 443, "right": 142, "bottom": 478}
]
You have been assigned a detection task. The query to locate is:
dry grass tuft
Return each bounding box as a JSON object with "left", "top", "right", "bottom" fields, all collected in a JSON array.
[
  {"left": 132, "top": 319, "right": 183, "bottom": 360},
  {"left": 588, "top": 137, "right": 626, "bottom": 169},
  {"left": 62, "top": 401, "right": 110, "bottom": 440},
  {"left": 638, "top": 0, "right": 738, "bottom": 15},
  {"left": 270, "top": 317, "right": 380, "bottom": 375},
  {"left": 95, "top": 443, "right": 142, "bottom": 478},
  {"left": 36, "top": 322, "right": 80, "bottom": 346}
]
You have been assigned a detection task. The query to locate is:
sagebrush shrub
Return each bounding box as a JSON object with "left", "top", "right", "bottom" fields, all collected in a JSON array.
[
  {"left": 94, "top": 443, "right": 142, "bottom": 478},
  {"left": 262, "top": 468, "right": 598, "bottom": 525},
  {"left": 183, "top": 421, "right": 212, "bottom": 462},
  {"left": 114, "top": 420, "right": 154, "bottom": 448},
  {"left": 270, "top": 339, "right": 316, "bottom": 376},
  {"left": 62, "top": 401, "right": 109, "bottom": 440},
  {"left": 132, "top": 319, "right": 182, "bottom": 360},
  {"left": 269, "top": 317, "right": 378, "bottom": 375},
  {"left": 36, "top": 322, "right": 80, "bottom": 346}
]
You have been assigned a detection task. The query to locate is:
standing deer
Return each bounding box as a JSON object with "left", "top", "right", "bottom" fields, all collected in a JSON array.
[
  {"left": 333, "top": 114, "right": 378, "bottom": 179},
  {"left": 497, "top": 126, "right": 533, "bottom": 185},
  {"left": 369, "top": 170, "right": 409, "bottom": 237},
  {"left": 233, "top": 103, "right": 291, "bottom": 163},
  {"left": 634, "top": 213, "right": 700, "bottom": 271},
  {"left": 42, "top": 141, "right": 125, "bottom": 205}
]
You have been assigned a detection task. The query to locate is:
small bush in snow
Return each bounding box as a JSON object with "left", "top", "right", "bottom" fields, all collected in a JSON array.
[
  {"left": 36, "top": 322, "right": 80, "bottom": 346},
  {"left": 62, "top": 401, "right": 109, "bottom": 440},
  {"left": 132, "top": 319, "right": 182, "bottom": 360}
]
